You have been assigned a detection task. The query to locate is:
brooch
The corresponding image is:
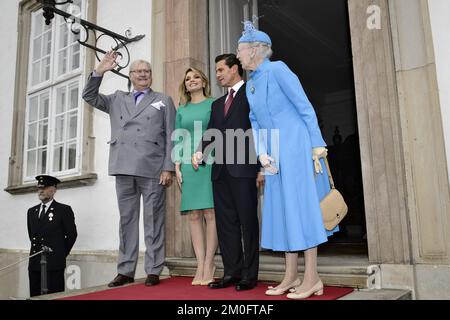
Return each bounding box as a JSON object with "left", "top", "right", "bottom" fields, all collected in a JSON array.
[
  {"left": 49, "top": 213, "right": 54, "bottom": 221},
  {"left": 250, "top": 86, "right": 255, "bottom": 94}
]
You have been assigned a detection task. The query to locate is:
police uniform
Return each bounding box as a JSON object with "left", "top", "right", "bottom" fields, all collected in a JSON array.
[{"left": 27, "top": 175, "right": 77, "bottom": 297}]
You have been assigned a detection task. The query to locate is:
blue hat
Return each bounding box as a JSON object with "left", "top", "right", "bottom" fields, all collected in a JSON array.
[
  {"left": 238, "top": 20, "right": 272, "bottom": 45},
  {"left": 36, "top": 175, "right": 61, "bottom": 188}
]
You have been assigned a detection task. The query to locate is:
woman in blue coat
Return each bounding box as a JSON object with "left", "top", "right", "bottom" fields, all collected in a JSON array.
[{"left": 237, "top": 21, "right": 338, "bottom": 299}]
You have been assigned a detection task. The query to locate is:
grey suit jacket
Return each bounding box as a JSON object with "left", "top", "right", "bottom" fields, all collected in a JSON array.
[{"left": 82, "top": 75, "right": 176, "bottom": 178}]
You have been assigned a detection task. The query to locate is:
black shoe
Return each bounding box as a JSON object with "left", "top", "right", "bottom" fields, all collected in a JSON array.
[
  {"left": 108, "top": 274, "right": 134, "bottom": 288},
  {"left": 145, "top": 274, "right": 160, "bottom": 287},
  {"left": 208, "top": 276, "right": 240, "bottom": 289},
  {"left": 236, "top": 279, "right": 257, "bottom": 291}
]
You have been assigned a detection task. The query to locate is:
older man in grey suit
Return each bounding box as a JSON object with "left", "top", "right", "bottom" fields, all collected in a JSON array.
[{"left": 83, "top": 51, "right": 175, "bottom": 287}]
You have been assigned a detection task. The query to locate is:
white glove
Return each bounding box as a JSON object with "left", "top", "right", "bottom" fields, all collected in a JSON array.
[
  {"left": 312, "top": 147, "right": 328, "bottom": 174},
  {"left": 260, "top": 154, "right": 279, "bottom": 175}
]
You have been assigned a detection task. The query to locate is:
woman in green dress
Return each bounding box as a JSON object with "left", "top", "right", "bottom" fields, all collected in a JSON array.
[{"left": 174, "top": 68, "right": 217, "bottom": 285}]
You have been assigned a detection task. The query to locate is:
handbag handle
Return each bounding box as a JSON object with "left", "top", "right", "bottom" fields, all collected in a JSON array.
[{"left": 323, "top": 157, "right": 335, "bottom": 189}]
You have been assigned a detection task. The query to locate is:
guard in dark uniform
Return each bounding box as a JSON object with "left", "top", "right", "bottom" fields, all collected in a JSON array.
[{"left": 27, "top": 175, "right": 77, "bottom": 297}]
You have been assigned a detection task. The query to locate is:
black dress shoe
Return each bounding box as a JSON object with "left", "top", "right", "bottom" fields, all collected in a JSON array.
[
  {"left": 235, "top": 279, "right": 257, "bottom": 291},
  {"left": 208, "top": 276, "right": 240, "bottom": 289},
  {"left": 145, "top": 274, "right": 160, "bottom": 287},
  {"left": 108, "top": 274, "right": 134, "bottom": 288}
]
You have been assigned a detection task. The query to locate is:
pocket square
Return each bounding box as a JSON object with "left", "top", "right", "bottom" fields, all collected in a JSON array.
[{"left": 151, "top": 101, "right": 166, "bottom": 110}]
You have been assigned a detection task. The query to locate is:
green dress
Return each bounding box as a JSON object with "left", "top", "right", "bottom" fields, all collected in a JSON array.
[{"left": 174, "top": 98, "right": 215, "bottom": 213}]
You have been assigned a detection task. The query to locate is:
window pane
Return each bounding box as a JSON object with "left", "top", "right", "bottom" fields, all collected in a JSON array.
[
  {"left": 55, "top": 115, "right": 65, "bottom": 143},
  {"left": 29, "top": 97, "right": 39, "bottom": 122},
  {"left": 38, "top": 120, "right": 48, "bottom": 147},
  {"left": 33, "top": 37, "right": 42, "bottom": 61},
  {"left": 33, "top": 14, "right": 43, "bottom": 37},
  {"left": 67, "top": 143, "right": 77, "bottom": 170},
  {"left": 44, "top": 31, "right": 52, "bottom": 56},
  {"left": 41, "top": 56, "right": 51, "bottom": 82},
  {"left": 60, "top": 24, "right": 69, "bottom": 48},
  {"left": 27, "top": 150, "right": 37, "bottom": 177},
  {"left": 72, "top": 52, "right": 80, "bottom": 70},
  {"left": 56, "top": 87, "right": 66, "bottom": 114},
  {"left": 71, "top": 44, "right": 81, "bottom": 71},
  {"left": 69, "top": 86, "right": 79, "bottom": 110},
  {"left": 37, "top": 148, "right": 47, "bottom": 174},
  {"left": 58, "top": 49, "right": 68, "bottom": 75},
  {"left": 31, "top": 62, "right": 40, "bottom": 86},
  {"left": 53, "top": 144, "right": 64, "bottom": 172},
  {"left": 68, "top": 112, "right": 77, "bottom": 139},
  {"left": 40, "top": 94, "right": 49, "bottom": 119},
  {"left": 28, "top": 123, "right": 37, "bottom": 149},
  {"left": 44, "top": 21, "right": 51, "bottom": 32}
]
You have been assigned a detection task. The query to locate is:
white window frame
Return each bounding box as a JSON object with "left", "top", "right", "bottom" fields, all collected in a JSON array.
[{"left": 23, "top": 1, "right": 87, "bottom": 183}]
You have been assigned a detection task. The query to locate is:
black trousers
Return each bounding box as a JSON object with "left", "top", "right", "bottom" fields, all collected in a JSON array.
[
  {"left": 213, "top": 166, "right": 259, "bottom": 281},
  {"left": 29, "top": 269, "right": 65, "bottom": 297}
]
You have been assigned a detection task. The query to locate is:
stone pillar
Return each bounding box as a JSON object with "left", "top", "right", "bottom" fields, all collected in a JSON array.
[
  {"left": 163, "top": 0, "right": 209, "bottom": 258},
  {"left": 388, "top": 0, "right": 450, "bottom": 267},
  {"left": 348, "top": 0, "right": 411, "bottom": 264}
]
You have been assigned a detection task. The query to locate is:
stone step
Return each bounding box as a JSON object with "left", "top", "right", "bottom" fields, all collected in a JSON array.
[
  {"left": 339, "top": 289, "right": 412, "bottom": 300},
  {"left": 166, "top": 253, "right": 371, "bottom": 289}
]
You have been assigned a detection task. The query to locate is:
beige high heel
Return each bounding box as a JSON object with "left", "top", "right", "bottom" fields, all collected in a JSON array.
[
  {"left": 192, "top": 268, "right": 203, "bottom": 286},
  {"left": 200, "top": 265, "right": 216, "bottom": 286},
  {"left": 265, "top": 278, "right": 301, "bottom": 296},
  {"left": 286, "top": 281, "right": 324, "bottom": 299},
  {"left": 192, "top": 279, "right": 202, "bottom": 286}
]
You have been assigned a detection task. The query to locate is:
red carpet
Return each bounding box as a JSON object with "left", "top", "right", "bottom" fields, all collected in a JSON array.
[{"left": 59, "top": 277, "right": 354, "bottom": 300}]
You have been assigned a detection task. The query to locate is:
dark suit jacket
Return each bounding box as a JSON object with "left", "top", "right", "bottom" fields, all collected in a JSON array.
[
  {"left": 201, "top": 85, "right": 259, "bottom": 181},
  {"left": 27, "top": 201, "right": 77, "bottom": 272}
]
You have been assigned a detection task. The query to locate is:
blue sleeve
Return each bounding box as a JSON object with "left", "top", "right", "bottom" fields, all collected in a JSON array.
[
  {"left": 249, "top": 108, "right": 267, "bottom": 157},
  {"left": 271, "top": 61, "right": 326, "bottom": 147}
]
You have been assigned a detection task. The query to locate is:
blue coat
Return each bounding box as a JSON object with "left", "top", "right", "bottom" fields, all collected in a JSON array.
[{"left": 247, "top": 59, "right": 338, "bottom": 252}]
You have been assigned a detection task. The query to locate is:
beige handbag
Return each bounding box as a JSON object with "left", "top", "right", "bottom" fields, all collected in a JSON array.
[{"left": 319, "top": 158, "right": 348, "bottom": 231}]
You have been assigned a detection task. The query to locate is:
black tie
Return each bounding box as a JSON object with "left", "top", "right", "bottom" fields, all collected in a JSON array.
[{"left": 39, "top": 204, "right": 46, "bottom": 220}]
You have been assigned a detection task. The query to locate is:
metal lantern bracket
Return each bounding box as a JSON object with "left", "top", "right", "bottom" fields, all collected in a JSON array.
[{"left": 37, "top": 0, "right": 145, "bottom": 80}]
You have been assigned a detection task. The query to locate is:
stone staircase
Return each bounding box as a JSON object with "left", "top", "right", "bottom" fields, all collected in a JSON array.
[
  {"left": 166, "top": 252, "right": 372, "bottom": 289},
  {"left": 166, "top": 253, "right": 412, "bottom": 300}
]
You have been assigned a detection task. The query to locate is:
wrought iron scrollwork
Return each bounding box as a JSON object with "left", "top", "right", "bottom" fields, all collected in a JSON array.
[{"left": 37, "top": 0, "right": 145, "bottom": 79}]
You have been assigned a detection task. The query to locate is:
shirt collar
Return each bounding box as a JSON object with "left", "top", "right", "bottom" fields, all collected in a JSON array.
[
  {"left": 41, "top": 199, "right": 53, "bottom": 210},
  {"left": 228, "top": 80, "right": 245, "bottom": 96},
  {"left": 132, "top": 88, "right": 151, "bottom": 95}
]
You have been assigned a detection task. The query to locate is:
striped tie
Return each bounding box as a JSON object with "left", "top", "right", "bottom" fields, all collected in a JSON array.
[{"left": 134, "top": 91, "right": 145, "bottom": 105}]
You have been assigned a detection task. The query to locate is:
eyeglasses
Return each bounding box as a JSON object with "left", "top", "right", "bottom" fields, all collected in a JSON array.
[
  {"left": 130, "top": 69, "right": 151, "bottom": 75},
  {"left": 236, "top": 46, "right": 253, "bottom": 54}
]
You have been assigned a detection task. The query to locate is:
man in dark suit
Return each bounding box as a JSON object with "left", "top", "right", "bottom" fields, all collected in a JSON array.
[
  {"left": 27, "top": 175, "right": 77, "bottom": 297},
  {"left": 192, "top": 54, "right": 264, "bottom": 291}
]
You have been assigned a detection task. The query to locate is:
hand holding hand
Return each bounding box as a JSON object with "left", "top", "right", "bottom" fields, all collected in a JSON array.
[
  {"left": 95, "top": 51, "right": 119, "bottom": 76},
  {"left": 191, "top": 152, "right": 203, "bottom": 171},
  {"left": 312, "top": 147, "right": 328, "bottom": 174}
]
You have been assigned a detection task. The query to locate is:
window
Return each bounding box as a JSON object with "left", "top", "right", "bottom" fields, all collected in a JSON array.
[{"left": 23, "top": 0, "right": 85, "bottom": 182}]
